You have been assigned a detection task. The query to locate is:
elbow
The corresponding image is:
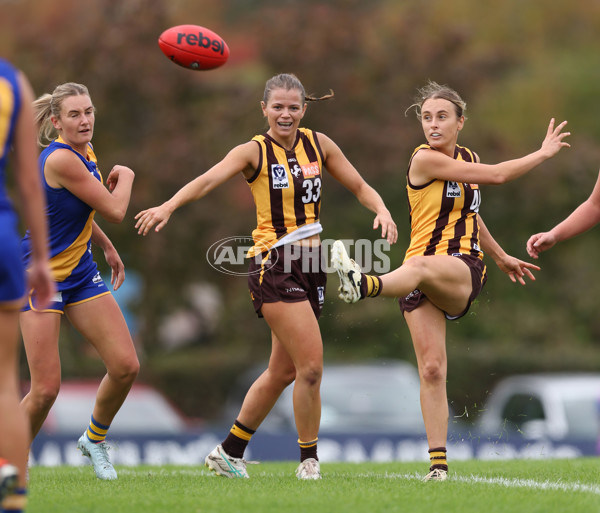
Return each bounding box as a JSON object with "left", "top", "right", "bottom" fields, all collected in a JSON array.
[
  {"left": 102, "top": 206, "right": 128, "bottom": 224},
  {"left": 490, "top": 172, "right": 508, "bottom": 185}
]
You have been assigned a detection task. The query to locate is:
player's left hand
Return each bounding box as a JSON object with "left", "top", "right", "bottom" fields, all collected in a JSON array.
[
  {"left": 104, "top": 245, "right": 125, "bottom": 291},
  {"left": 496, "top": 255, "right": 540, "bottom": 285},
  {"left": 373, "top": 211, "right": 398, "bottom": 244}
]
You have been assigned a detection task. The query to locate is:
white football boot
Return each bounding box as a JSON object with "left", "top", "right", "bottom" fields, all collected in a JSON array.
[
  {"left": 295, "top": 458, "right": 321, "bottom": 480},
  {"left": 423, "top": 468, "right": 448, "bottom": 482},
  {"left": 0, "top": 459, "right": 18, "bottom": 502},
  {"left": 331, "top": 240, "right": 362, "bottom": 303},
  {"left": 205, "top": 444, "right": 249, "bottom": 479},
  {"left": 77, "top": 433, "right": 117, "bottom": 480}
]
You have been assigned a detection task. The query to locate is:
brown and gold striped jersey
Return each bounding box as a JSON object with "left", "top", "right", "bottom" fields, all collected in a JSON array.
[
  {"left": 403, "top": 144, "right": 483, "bottom": 263},
  {"left": 246, "top": 128, "right": 324, "bottom": 258}
]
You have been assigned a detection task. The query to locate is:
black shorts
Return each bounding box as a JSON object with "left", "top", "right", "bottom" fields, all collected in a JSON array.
[
  {"left": 398, "top": 253, "right": 487, "bottom": 321},
  {"left": 247, "top": 244, "right": 326, "bottom": 319}
]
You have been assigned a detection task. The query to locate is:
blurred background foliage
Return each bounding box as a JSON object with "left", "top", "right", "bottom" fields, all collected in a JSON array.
[{"left": 3, "top": 0, "right": 600, "bottom": 424}]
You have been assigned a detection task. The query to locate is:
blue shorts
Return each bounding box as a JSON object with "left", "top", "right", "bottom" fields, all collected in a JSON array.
[
  {"left": 23, "top": 268, "right": 110, "bottom": 314},
  {"left": 0, "top": 210, "right": 26, "bottom": 308}
]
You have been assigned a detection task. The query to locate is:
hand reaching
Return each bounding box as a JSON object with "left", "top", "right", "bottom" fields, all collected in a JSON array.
[
  {"left": 526, "top": 231, "right": 557, "bottom": 259},
  {"left": 540, "top": 119, "right": 570, "bottom": 159},
  {"left": 135, "top": 203, "right": 173, "bottom": 236},
  {"left": 496, "top": 254, "right": 540, "bottom": 285}
]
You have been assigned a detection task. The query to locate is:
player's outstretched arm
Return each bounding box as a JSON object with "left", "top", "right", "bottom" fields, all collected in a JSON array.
[
  {"left": 135, "top": 142, "right": 256, "bottom": 235},
  {"left": 527, "top": 169, "right": 600, "bottom": 259}
]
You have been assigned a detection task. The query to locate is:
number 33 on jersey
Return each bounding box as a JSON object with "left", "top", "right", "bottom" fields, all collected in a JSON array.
[{"left": 247, "top": 128, "right": 324, "bottom": 257}]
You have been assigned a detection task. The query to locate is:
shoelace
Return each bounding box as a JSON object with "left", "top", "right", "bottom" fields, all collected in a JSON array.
[
  {"left": 91, "top": 443, "right": 112, "bottom": 469},
  {"left": 299, "top": 460, "right": 319, "bottom": 475}
]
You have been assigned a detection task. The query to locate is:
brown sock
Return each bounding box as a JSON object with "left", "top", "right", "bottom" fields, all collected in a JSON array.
[
  {"left": 221, "top": 419, "right": 255, "bottom": 458},
  {"left": 360, "top": 274, "right": 383, "bottom": 299},
  {"left": 298, "top": 438, "right": 318, "bottom": 462},
  {"left": 428, "top": 446, "right": 448, "bottom": 472}
]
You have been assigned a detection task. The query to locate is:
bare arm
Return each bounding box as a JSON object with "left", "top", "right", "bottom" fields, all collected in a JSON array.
[
  {"left": 411, "top": 119, "right": 570, "bottom": 186},
  {"left": 45, "top": 150, "right": 135, "bottom": 223},
  {"left": 91, "top": 221, "right": 125, "bottom": 290},
  {"left": 527, "top": 170, "right": 600, "bottom": 258},
  {"left": 13, "top": 72, "right": 55, "bottom": 307},
  {"left": 318, "top": 133, "right": 398, "bottom": 244},
  {"left": 479, "top": 215, "right": 539, "bottom": 285},
  {"left": 135, "top": 141, "right": 257, "bottom": 235}
]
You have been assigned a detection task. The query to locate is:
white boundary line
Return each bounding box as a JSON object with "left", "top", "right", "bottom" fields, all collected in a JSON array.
[
  {"left": 384, "top": 472, "right": 600, "bottom": 495},
  {"left": 118, "top": 468, "right": 600, "bottom": 495}
]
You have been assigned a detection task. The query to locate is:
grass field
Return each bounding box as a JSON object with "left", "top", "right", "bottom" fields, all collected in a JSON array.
[{"left": 28, "top": 458, "right": 599, "bottom": 513}]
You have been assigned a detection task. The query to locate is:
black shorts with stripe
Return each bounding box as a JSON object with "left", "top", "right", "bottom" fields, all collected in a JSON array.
[
  {"left": 398, "top": 253, "right": 487, "bottom": 320},
  {"left": 247, "top": 244, "right": 326, "bottom": 319}
]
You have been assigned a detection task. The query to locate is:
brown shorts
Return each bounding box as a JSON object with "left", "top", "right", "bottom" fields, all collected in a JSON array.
[
  {"left": 398, "top": 253, "right": 487, "bottom": 321},
  {"left": 247, "top": 244, "right": 326, "bottom": 319}
]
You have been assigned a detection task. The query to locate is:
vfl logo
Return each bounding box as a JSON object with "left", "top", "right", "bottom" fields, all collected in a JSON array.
[
  {"left": 446, "top": 181, "right": 461, "bottom": 198},
  {"left": 206, "top": 236, "right": 278, "bottom": 276},
  {"left": 92, "top": 272, "right": 103, "bottom": 285},
  {"left": 317, "top": 286, "right": 325, "bottom": 305},
  {"left": 271, "top": 164, "right": 290, "bottom": 189}
]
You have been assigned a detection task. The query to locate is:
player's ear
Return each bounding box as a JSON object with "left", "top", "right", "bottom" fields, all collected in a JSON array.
[{"left": 50, "top": 115, "right": 61, "bottom": 130}]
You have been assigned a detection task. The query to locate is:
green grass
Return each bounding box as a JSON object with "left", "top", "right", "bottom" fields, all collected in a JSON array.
[{"left": 28, "top": 459, "right": 599, "bottom": 513}]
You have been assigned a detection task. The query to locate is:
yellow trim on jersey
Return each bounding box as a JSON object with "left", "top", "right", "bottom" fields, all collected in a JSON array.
[
  {"left": 0, "top": 77, "right": 14, "bottom": 160},
  {"left": 48, "top": 211, "right": 95, "bottom": 282}
]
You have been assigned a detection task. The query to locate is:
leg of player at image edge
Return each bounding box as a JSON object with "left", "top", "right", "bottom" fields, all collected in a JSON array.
[
  {"left": 422, "top": 447, "right": 448, "bottom": 482},
  {"left": 0, "top": 459, "right": 22, "bottom": 513},
  {"left": 77, "top": 415, "right": 117, "bottom": 481}
]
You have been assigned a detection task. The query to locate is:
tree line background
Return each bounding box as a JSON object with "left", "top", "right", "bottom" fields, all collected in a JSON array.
[{"left": 2, "top": 0, "right": 600, "bottom": 426}]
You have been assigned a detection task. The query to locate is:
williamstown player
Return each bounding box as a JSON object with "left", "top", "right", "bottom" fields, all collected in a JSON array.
[
  {"left": 332, "top": 81, "right": 570, "bottom": 481},
  {"left": 527, "top": 171, "right": 600, "bottom": 257},
  {"left": 135, "top": 73, "right": 397, "bottom": 480},
  {"left": 20, "top": 83, "right": 139, "bottom": 481},
  {"left": 0, "top": 59, "right": 54, "bottom": 513}
]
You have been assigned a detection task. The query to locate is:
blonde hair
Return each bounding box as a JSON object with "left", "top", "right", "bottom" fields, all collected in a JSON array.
[
  {"left": 33, "top": 82, "right": 92, "bottom": 146},
  {"left": 407, "top": 80, "right": 467, "bottom": 121},
  {"left": 262, "top": 73, "right": 334, "bottom": 105}
]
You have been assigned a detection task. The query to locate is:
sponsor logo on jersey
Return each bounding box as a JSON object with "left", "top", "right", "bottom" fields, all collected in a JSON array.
[
  {"left": 446, "top": 181, "right": 461, "bottom": 198},
  {"left": 301, "top": 162, "right": 320, "bottom": 178},
  {"left": 271, "top": 164, "right": 290, "bottom": 189}
]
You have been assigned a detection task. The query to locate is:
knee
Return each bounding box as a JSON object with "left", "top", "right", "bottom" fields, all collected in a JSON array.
[
  {"left": 419, "top": 360, "right": 446, "bottom": 386},
  {"left": 296, "top": 362, "right": 323, "bottom": 388},
  {"left": 403, "top": 256, "right": 430, "bottom": 283},
  {"left": 109, "top": 356, "right": 140, "bottom": 385},
  {"left": 268, "top": 365, "right": 296, "bottom": 389},
  {"left": 30, "top": 380, "right": 61, "bottom": 411}
]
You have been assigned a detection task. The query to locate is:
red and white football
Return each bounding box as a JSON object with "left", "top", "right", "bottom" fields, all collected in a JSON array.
[{"left": 158, "top": 24, "right": 229, "bottom": 71}]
